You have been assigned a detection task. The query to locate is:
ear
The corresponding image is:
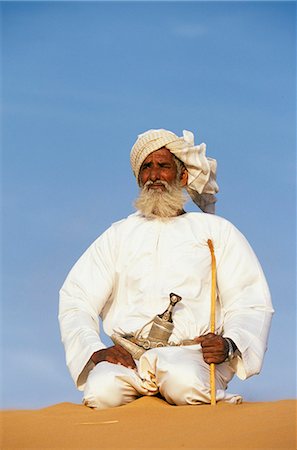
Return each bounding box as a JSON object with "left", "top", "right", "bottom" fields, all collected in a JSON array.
[{"left": 180, "top": 168, "right": 188, "bottom": 187}]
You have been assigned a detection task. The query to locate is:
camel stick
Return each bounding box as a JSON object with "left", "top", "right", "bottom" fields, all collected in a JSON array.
[{"left": 207, "top": 239, "right": 217, "bottom": 406}]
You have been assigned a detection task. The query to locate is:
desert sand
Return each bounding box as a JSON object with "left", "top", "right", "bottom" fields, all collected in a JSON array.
[{"left": 1, "top": 397, "right": 296, "bottom": 449}]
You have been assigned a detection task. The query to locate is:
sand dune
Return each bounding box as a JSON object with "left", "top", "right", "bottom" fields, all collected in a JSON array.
[{"left": 1, "top": 397, "right": 296, "bottom": 449}]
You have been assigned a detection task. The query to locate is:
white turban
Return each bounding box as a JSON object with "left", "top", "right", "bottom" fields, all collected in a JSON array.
[{"left": 130, "top": 129, "right": 219, "bottom": 214}]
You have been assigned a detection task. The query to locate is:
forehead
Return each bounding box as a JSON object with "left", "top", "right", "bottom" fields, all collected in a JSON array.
[{"left": 142, "top": 147, "right": 174, "bottom": 164}]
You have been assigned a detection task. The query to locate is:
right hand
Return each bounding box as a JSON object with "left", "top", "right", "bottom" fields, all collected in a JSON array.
[{"left": 91, "top": 344, "right": 136, "bottom": 370}]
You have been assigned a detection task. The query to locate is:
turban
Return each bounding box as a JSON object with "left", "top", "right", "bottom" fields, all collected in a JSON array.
[{"left": 130, "top": 129, "right": 219, "bottom": 214}]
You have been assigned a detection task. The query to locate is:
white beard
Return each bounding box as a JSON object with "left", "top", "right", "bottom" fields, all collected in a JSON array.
[{"left": 134, "top": 180, "right": 187, "bottom": 219}]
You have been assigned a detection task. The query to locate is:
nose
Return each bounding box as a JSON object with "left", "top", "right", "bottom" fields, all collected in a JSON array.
[{"left": 148, "top": 166, "right": 160, "bottom": 182}]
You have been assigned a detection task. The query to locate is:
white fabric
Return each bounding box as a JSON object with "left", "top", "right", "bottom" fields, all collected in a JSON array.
[
  {"left": 83, "top": 346, "right": 242, "bottom": 409},
  {"left": 130, "top": 129, "right": 219, "bottom": 213},
  {"left": 59, "top": 212, "right": 274, "bottom": 393}
]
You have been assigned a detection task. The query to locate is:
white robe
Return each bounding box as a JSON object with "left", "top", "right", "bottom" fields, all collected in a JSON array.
[{"left": 59, "top": 212, "right": 274, "bottom": 390}]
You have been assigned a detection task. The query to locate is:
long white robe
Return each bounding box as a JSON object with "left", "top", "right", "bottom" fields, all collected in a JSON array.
[{"left": 59, "top": 212, "right": 274, "bottom": 390}]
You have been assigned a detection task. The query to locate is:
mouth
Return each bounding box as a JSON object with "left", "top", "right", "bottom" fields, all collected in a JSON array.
[{"left": 148, "top": 183, "right": 166, "bottom": 190}]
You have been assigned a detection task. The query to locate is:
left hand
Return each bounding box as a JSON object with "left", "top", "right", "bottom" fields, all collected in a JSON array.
[{"left": 194, "top": 333, "right": 228, "bottom": 364}]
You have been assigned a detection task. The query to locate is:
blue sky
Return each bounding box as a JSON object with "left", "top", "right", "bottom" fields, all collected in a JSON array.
[{"left": 2, "top": 1, "right": 296, "bottom": 408}]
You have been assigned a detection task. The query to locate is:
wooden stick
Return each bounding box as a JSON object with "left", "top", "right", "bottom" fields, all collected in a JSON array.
[{"left": 207, "top": 239, "right": 217, "bottom": 406}]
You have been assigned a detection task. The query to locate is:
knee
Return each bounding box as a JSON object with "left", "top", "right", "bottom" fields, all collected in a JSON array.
[
  {"left": 158, "top": 362, "right": 210, "bottom": 405},
  {"left": 83, "top": 362, "right": 127, "bottom": 409}
]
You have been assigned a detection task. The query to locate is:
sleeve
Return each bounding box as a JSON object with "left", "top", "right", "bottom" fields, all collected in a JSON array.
[
  {"left": 58, "top": 225, "right": 117, "bottom": 390},
  {"left": 216, "top": 221, "right": 274, "bottom": 380}
]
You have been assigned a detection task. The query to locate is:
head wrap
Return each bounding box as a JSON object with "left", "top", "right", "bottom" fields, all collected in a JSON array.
[{"left": 130, "top": 128, "right": 219, "bottom": 214}]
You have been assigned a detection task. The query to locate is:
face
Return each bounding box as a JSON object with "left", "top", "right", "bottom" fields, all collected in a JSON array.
[{"left": 139, "top": 147, "right": 184, "bottom": 191}]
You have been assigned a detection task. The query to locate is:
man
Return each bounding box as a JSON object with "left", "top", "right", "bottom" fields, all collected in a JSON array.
[{"left": 59, "top": 129, "right": 273, "bottom": 409}]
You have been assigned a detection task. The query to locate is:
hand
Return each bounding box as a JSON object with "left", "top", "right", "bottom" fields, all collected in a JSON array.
[
  {"left": 91, "top": 344, "right": 136, "bottom": 370},
  {"left": 194, "top": 333, "right": 229, "bottom": 365}
]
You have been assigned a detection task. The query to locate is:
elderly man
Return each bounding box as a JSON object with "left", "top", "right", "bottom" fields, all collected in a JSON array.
[{"left": 59, "top": 129, "right": 273, "bottom": 409}]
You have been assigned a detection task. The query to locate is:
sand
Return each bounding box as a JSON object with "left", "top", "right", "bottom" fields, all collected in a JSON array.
[{"left": 1, "top": 397, "right": 296, "bottom": 449}]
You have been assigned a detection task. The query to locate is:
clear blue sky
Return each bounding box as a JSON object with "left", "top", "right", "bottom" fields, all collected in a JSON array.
[{"left": 2, "top": 1, "right": 296, "bottom": 408}]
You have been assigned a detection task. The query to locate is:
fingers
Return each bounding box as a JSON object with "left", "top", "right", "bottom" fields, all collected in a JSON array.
[
  {"left": 202, "top": 349, "right": 226, "bottom": 364},
  {"left": 104, "top": 345, "right": 137, "bottom": 370},
  {"left": 194, "top": 334, "right": 213, "bottom": 348},
  {"left": 194, "top": 334, "right": 228, "bottom": 365},
  {"left": 116, "top": 345, "right": 137, "bottom": 369},
  {"left": 194, "top": 333, "right": 216, "bottom": 344}
]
